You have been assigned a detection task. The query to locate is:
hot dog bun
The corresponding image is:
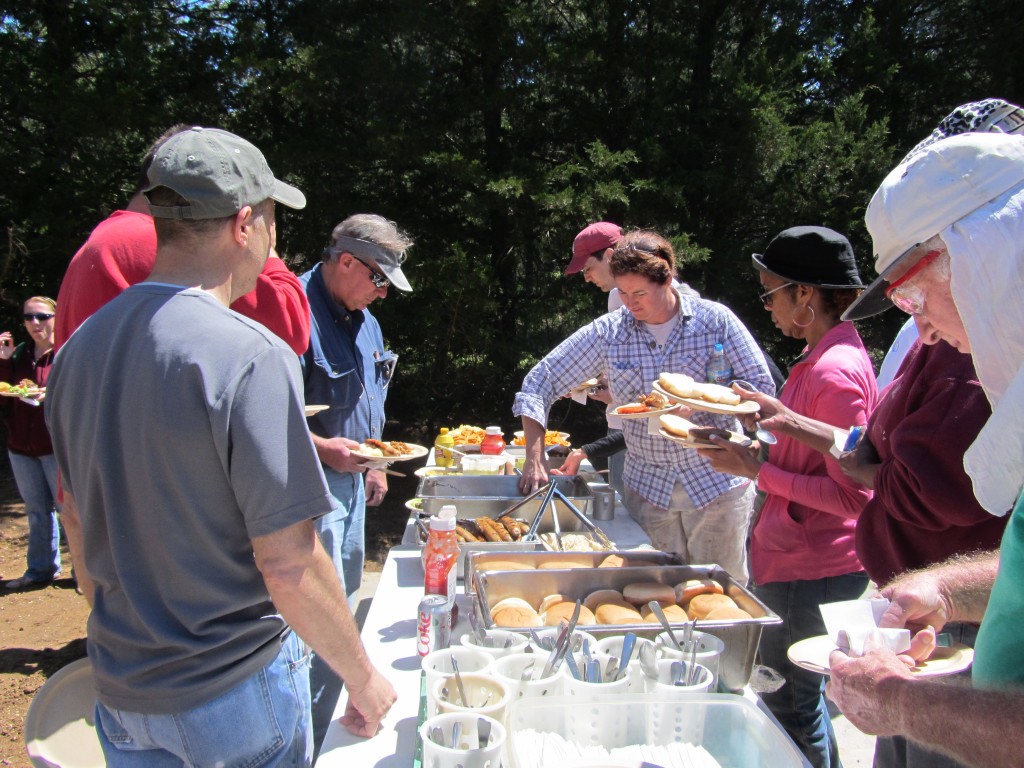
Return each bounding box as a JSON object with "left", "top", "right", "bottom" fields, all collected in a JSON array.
[
  {"left": 703, "top": 605, "right": 753, "bottom": 621},
  {"left": 686, "top": 593, "right": 738, "bottom": 620},
  {"left": 583, "top": 589, "right": 626, "bottom": 613},
  {"left": 674, "top": 578, "right": 724, "bottom": 605},
  {"left": 641, "top": 603, "right": 689, "bottom": 622},
  {"left": 595, "top": 602, "right": 644, "bottom": 625},
  {"left": 492, "top": 605, "right": 543, "bottom": 628},
  {"left": 541, "top": 601, "right": 596, "bottom": 626},
  {"left": 658, "top": 372, "right": 697, "bottom": 398},
  {"left": 659, "top": 413, "right": 698, "bottom": 439}
]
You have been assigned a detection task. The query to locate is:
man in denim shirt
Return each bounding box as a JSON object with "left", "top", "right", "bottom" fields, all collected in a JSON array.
[{"left": 299, "top": 213, "right": 412, "bottom": 755}]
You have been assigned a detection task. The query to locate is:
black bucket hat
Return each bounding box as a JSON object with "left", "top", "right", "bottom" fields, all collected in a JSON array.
[{"left": 751, "top": 226, "right": 863, "bottom": 289}]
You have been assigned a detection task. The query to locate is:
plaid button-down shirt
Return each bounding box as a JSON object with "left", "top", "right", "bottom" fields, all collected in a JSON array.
[{"left": 514, "top": 295, "right": 774, "bottom": 509}]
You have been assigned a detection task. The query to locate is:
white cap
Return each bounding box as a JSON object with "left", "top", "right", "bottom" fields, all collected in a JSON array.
[
  {"left": 431, "top": 506, "right": 457, "bottom": 531},
  {"left": 485, "top": 426, "right": 501, "bottom": 435}
]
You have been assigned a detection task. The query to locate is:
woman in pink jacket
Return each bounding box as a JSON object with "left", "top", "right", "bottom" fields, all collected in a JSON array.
[{"left": 704, "top": 226, "right": 876, "bottom": 768}]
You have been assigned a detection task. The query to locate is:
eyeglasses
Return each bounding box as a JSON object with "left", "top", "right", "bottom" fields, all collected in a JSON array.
[
  {"left": 758, "top": 282, "right": 793, "bottom": 306},
  {"left": 885, "top": 248, "right": 942, "bottom": 315},
  {"left": 23, "top": 312, "right": 55, "bottom": 322},
  {"left": 376, "top": 353, "right": 398, "bottom": 388},
  {"left": 355, "top": 257, "right": 390, "bottom": 289}
]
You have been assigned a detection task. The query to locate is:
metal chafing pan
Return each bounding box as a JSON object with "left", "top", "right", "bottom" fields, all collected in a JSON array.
[
  {"left": 414, "top": 475, "right": 592, "bottom": 524},
  {"left": 471, "top": 562, "right": 781, "bottom": 692}
]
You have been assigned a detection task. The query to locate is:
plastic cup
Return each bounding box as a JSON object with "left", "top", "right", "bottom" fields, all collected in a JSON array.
[
  {"left": 655, "top": 630, "right": 726, "bottom": 691},
  {"left": 458, "top": 630, "right": 529, "bottom": 659},
  {"left": 491, "top": 652, "right": 563, "bottom": 700},
  {"left": 432, "top": 673, "right": 511, "bottom": 723},
  {"left": 422, "top": 647, "right": 492, "bottom": 716},
  {"left": 420, "top": 711, "right": 505, "bottom": 768}
]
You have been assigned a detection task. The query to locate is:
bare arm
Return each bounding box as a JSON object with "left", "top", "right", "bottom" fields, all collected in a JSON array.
[
  {"left": 517, "top": 416, "right": 549, "bottom": 494},
  {"left": 734, "top": 387, "right": 840, "bottom": 455},
  {"left": 827, "top": 634, "right": 1024, "bottom": 767},
  {"left": 253, "top": 519, "right": 396, "bottom": 737},
  {"left": 60, "top": 489, "right": 94, "bottom": 605}
]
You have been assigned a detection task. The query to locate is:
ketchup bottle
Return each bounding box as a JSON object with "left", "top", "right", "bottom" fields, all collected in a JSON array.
[
  {"left": 480, "top": 426, "right": 505, "bottom": 455},
  {"left": 424, "top": 505, "right": 460, "bottom": 625}
]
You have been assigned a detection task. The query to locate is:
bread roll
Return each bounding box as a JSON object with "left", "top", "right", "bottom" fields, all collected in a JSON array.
[
  {"left": 541, "top": 601, "right": 596, "bottom": 626},
  {"left": 686, "top": 593, "right": 738, "bottom": 620},
  {"left": 642, "top": 603, "right": 688, "bottom": 622},
  {"left": 583, "top": 589, "right": 625, "bottom": 613},
  {"left": 537, "top": 558, "right": 592, "bottom": 569},
  {"left": 659, "top": 413, "right": 698, "bottom": 439},
  {"left": 489, "top": 597, "right": 535, "bottom": 619},
  {"left": 622, "top": 581, "right": 676, "bottom": 607},
  {"left": 478, "top": 559, "right": 535, "bottom": 572},
  {"left": 703, "top": 606, "right": 753, "bottom": 621},
  {"left": 492, "top": 605, "right": 543, "bottom": 628},
  {"left": 595, "top": 602, "right": 643, "bottom": 625},
  {"left": 658, "top": 372, "right": 696, "bottom": 398},
  {"left": 674, "top": 578, "right": 724, "bottom": 605},
  {"left": 598, "top": 554, "right": 628, "bottom": 568},
  {"left": 538, "top": 593, "right": 569, "bottom": 613}
]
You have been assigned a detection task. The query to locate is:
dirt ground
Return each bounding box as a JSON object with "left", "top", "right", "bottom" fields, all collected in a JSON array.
[{"left": 0, "top": 461, "right": 413, "bottom": 767}]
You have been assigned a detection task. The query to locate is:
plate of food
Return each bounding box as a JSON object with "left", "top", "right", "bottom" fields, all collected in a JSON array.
[
  {"left": 350, "top": 440, "right": 429, "bottom": 463},
  {"left": 653, "top": 373, "right": 759, "bottom": 415},
  {"left": 787, "top": 634, "right": 974, "bottom": 678},
  {"left": 512, "top": 430, "right": 570, "bottom": 446},
  {"left": 304, "top": 404, "right": 329, "bottom": 417},
  {"left": 0, "top": 379, "right": 44, "bottom": 398},
  {"left": 657, "top": 414, "right": 751, "bottom": 450},
  {"left": 611, "top": 390, "right": 678, "bottom": 419}
]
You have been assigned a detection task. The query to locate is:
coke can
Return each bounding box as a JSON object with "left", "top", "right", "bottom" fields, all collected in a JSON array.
[{"left": 416, "top": 594, "right": 451, "bottom": 656}]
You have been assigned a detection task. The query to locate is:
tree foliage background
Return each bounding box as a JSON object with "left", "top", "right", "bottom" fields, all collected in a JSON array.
[{"left": 2, "top": 0, "right": 1022, "bottom": 443}]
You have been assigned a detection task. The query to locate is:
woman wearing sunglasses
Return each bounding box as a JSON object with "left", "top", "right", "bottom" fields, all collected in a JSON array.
[
  {"left": 0, "top": 296, "right": 62, "bottom": 590},
  {"left": 702, "top": 226, "right": 876, "bottom": 768}
]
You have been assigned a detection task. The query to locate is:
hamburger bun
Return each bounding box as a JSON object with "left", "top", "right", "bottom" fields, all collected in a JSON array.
[
  {"left": 537, "top": 558, "right": 592, "bottom": 570},
  {"left": 674, "top": 578, "right": 724, "bottom": 605},
  {"left": 686, "top": 593, "right": 738, "bottom": 620},
  {"left": 641, "top": 603, "right": 689, "bottom": 622},
  {"left": 659, "top": 413, "right": 698, "bottom": 439},
  {"left": 538, "top": 593, "right": 569, "bottom": 613},
  {"left": 492, "top": 605, "right": 543, "bottom": 628},
  {"left": 478, "top": 559, "right": 535, "bottom": 572},
  {"left": 541, "top": 601, "right": 596, "bottom": 626},
  {"left": 595, "top": 602, "right": 644, "bottom": 625},
  {"left": 622, "top": 581, "right": 676, "bottom": 607},
  {"left": 583, "top": 589, "right": 625, "bottom": 613},
  {"left": 703, "top": 606, "right": 753, "bottom": 621},
  {"left": 598, "top": 554, "right": 628, "bottom": 568},
  {"left": 658, "top": 372, "right": 697, "bottom": 398},
  {"left": 489, "top": 597, "right": 535, "bottom": 619}
]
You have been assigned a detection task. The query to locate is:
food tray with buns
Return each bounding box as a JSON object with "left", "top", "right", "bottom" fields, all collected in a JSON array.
[{"left": 471, "top": 562, "right": 780, "bottom": 692}]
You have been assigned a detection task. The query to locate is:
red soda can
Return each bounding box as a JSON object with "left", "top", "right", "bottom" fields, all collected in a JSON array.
[{"left": 416, "top": 594, "right": 451, "bottom": 656}]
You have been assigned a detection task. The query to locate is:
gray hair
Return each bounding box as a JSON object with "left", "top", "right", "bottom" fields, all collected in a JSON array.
[{"left": 324, "top": 213, "right": 413, "bottom": 261}]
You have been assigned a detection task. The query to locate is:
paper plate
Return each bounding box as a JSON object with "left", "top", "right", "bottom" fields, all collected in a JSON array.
[
  {"left": 304, "top": 404, "right": 329, "bottom": 417},
  {"left": 657, "top": 428, "right": 750, "bottom": 450},
  {"left": 350, "top": 442, "right": 429, "bottom": 463},
  {"left": 24, "top": 657, "right": 105, "bottom": 768},
  {"left": 787, "top": 634, "right": 974, "bottom": 678},
  {"left": 651, "top": 383, "right": 759, "bottom": 415}
]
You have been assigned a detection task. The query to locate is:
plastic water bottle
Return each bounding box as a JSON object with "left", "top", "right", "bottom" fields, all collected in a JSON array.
[{"left": 705, "top": 343, "right": 733, "bottom": 385}]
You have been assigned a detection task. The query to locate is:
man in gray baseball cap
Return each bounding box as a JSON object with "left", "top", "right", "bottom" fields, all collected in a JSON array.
[{"left": 47, "top": 126, "right": 396, "bottom": 766}]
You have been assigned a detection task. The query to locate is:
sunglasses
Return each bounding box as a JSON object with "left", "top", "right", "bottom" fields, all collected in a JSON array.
[
  {"left": 355, "top": 257, "right": 390, "bottom": 289},
  {"left": 884, "top": 249, "right": 942, "bottom": 315},
  {"left": 758, "top": 282, "right": 793, "bottom": 306},
  {"left": 23, "top": 312, "right": 55, "bottom": 322}
]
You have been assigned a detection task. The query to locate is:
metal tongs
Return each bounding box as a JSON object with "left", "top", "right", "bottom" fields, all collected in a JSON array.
[{"left": 551, "top": 485, "right": 614, "bottom": 549}]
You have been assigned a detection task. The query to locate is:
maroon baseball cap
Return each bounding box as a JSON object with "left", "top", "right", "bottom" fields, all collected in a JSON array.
[{"left": 565, "top": 222, "right": 623, "bottom": 275}]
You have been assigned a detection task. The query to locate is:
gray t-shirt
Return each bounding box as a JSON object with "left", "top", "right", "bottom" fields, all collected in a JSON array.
[{"left": 47, "top": 284, "right": 336, "bottom": 713}]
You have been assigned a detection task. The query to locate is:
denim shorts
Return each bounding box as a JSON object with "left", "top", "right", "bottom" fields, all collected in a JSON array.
[{"left": 95, "top": 632, "right": 313, "bottom": 767}]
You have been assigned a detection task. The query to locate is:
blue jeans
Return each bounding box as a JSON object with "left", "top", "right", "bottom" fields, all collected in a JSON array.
[
  {"left": 756, "top": 573, "right": 870, "bottom": 768},
  {"left": 310, "top": 468, "right": 365, "bottom": 758},
  {"left": 95, "top": 632, "right": 312, "bottom": 767},
  {"left": 8, "top": 450, "right": 60, "bottom": 581}
]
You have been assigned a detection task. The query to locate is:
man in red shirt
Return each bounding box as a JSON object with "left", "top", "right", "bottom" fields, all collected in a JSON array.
[{"left": 55, "top": 125, "right": 310, "bottom": 354}]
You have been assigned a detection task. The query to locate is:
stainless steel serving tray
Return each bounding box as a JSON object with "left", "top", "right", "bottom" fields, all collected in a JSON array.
[
  {"left": 414, "top": 475, "right": 593, "bottom": 526},
  {"left": 471, "top": 563, "right": 781, "bottom": 692}
]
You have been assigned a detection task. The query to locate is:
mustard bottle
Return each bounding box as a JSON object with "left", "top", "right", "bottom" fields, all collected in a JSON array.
[{"left": 434, "top": 427, "right": 455, "bottom": 467}]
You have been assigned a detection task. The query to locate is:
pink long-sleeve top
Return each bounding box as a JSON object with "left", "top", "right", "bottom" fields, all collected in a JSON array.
[{"left": 751, "top": 321, "right": 877, "bottom": 584}]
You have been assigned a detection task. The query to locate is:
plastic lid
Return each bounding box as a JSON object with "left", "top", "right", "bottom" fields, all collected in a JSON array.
[
  {"left": 485, "top": 426, "right": 502, "bottom": 435},
  {"left": 713, "top": 343, "right": 724, "bottom": 353},
  {"left": 439, "top": 427, "right": 449, "bottom": 435}
]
